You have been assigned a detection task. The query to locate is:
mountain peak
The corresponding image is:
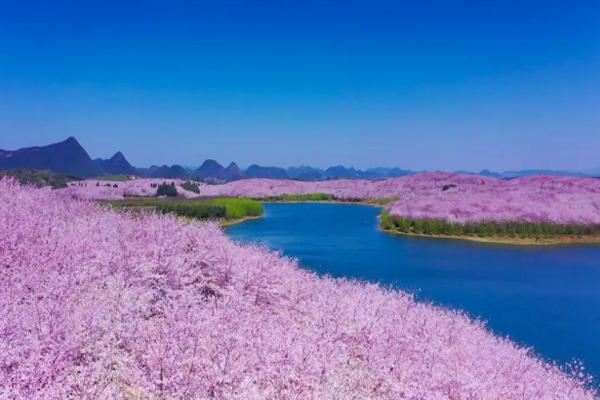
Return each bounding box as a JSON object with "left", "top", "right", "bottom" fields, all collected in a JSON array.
[
  {"left": 0, "top": 137, "right": 102, "bottom": 177},
  {"left": 196, "top": 159, "right": 226, "bottom": 180},
  {"left": 225, "top": 162, "right": 242, "bottom": 180},
  {"left": 199, "top": 159, "right": 224, "bottom": 169},
  {"left": 97, "top": 151, "right": 137, "bottom": 175},
  {"left": 110, "top": 151, "right": 126, "bottom": 161},
  {"left": 62, "top": 136, "right": 81, "bottom": 146}
]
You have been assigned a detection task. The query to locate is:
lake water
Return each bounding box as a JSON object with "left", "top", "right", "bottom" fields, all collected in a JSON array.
[{"left": 226, "top": 203, "right": 600, "bottom": 385}]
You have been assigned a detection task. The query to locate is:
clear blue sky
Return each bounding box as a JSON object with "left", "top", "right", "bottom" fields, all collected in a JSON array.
[{"left": 1, "top": 0, "right": 599, "bottom": 171}]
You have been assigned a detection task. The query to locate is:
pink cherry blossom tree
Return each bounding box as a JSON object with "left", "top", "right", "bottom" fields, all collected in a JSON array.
[{"left": 1, "top": 177, "right": 597, "bottom": 399}]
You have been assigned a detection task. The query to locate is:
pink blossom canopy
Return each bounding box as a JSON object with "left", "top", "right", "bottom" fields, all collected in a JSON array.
[
  {"left": 1, "top": 178, "right": 597, "bottom": 399},
  {"left": 63, "top": 173, "right": 600, "bottom": 225}
]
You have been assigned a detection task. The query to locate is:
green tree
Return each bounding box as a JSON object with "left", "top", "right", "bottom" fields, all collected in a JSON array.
[{"left": 156, "top": 183, "right": 178, "bottom": 197}]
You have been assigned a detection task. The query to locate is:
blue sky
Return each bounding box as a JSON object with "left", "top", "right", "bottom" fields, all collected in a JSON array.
[{"left": 1, "top": 0, "right": 599, "bottom": 170}]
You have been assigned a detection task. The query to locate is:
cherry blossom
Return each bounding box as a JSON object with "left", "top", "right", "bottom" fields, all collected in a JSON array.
[{"left": 1, "top": 177, "right": 597, "bottom": 399}]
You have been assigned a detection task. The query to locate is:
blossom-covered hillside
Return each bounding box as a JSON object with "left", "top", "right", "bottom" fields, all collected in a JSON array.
[
  {"left": 63, "top": 178, "right": 201, "bottom": 200},
  {"left": 63, "top": 173, "right": 600, "bottom": 225},
  {"left": 202, "top": 173, "right": 600, "bottom": 225},
  {"left": 385, "top": 174, "right": 600, "bottom": 225},
  {"left": 0, "top": 178, "right": 596, "bottom": 399}
]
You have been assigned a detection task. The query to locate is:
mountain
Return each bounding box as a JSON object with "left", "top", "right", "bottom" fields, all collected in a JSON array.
[
  {"left": 225, "top": 162, "right": 243, "bottom": 180},
  {"left": 194, "top": 160, "right": 243, "bottom": 181},
  {"left": 456, "top": 169, "right": 593, "bottom": 179},
  {"left": 0, "top": 137, "right": 102, "bottom": 177},
  {"left": 196, "top": 159, "right": 227, "bottom": 180},
  {"left": 10, "top": 138, "right": 594, "bottom": 183},
  {"left": 244, "top": 164, "right": 289, "bottom": 179},
  {"left": 295, "top": 170, "right": 325, "bottom": 181},
  {"left": 500, "top": 169, "right": 589, "bottom": 178},
  {"left": 136, "top": 165, "right": 158, "bottom": 177},
  {"left": 361, "top": 167, "right": 414, "bottom": 179},
  {"left": 146, "top": 165, "right": 192, "bottom": 179},
  {"left": 586, "top": 167, "right": 600, "bottom": 177},
  {"left": 455, "top": 169, "right": 503, "bottom": 178},
  {"left": 325, "top": 165, "right": 359, "bottom": 179},
  {"left": 95, "top": 151, "right": 138, "bottom": 175},
  {"left": 476, "top": 169, "right": 503, "bottom": 178},
  {"left": 287, "top": 166, "right": 326, "bottom": 181},
  {"left": 286, "top": 165, "right": 415, "bottom": 180}
]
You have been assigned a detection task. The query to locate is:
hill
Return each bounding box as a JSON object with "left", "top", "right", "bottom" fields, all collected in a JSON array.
[
  {"left": 95, "top": 151, "right": 138, "bottom": 176},
  {"left": 244, "top": 164, "right": 289, "bottom": 179},
  {"left": 0, "top": 137, "right": 102, "bottom": 177},
  {"left": 224, "top": 162, "right": 243, "bottom": 180},
  {"left": 146, "top": 164, "right": 192, "bottom": 179},
  {"left": 195, "top": 159, "right": 227, "bottom": 180}
]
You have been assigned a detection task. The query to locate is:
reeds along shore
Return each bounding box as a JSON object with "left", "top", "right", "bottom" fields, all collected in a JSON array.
[{"left": 380, "top": 212, "right": 600, "bottom": 245}]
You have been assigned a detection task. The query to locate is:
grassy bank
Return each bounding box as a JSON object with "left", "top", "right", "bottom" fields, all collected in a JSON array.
[
  {"left": 93, "top": 174, "right": 132, "bottom": 181},
  {"left": 259, "top": 193, "right": 398, "bottom": 206},
  {"left": 380, "top": 211, "right": 600, "bottom": 245},
  {"left": 261, "top": 193, "right": 336, "bottom": 202},
  {"left": 105, "top": 197, "right": 264, "bottom": 224}
]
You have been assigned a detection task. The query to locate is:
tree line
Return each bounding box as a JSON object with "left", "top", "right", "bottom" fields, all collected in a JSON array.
[{"left": 380, "top": 212, "right": 600, "bottom": 237}]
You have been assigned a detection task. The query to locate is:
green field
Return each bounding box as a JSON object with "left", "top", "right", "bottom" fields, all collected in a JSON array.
[
  {"left": 94, "top": 175, "right": 131, "bottom": 181},
  {"left": 107, "top": 197, "right": 264, "bottom": 222}
]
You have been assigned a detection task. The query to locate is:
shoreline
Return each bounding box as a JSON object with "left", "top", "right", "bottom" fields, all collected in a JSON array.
[
  {"left": 220, "top": 214, "right": 263, "bottom": 227},
  {"left": 260, "top": 199, "right": 386, "bottom": 207},
  {"left": 112, "top": 196, "right": 600, "bottom": 246},
  {"left": 380, "top": 227, "right": 600, "bottom": 246},
  {"left": 242, "top": 200, "right": 600, "bottom": 246}
]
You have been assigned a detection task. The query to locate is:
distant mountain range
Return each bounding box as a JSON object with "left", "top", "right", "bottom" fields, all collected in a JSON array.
[
  {"left": 1, "top": 137, "right": 598, "bottom": 181},
  {"left": 456, "top": 168, "right": 598, "bottom": 179}
]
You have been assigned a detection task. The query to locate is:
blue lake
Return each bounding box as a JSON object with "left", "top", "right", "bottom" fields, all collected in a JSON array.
[{"left": 226, "top": 203, "right": 600, "bottom": 385}]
